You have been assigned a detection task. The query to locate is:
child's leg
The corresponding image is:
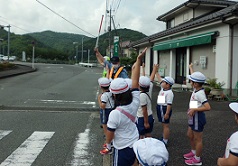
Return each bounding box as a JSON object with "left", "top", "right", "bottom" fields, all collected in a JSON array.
[
  {"left": 162, "top": 123, "right": 170, "bottom": 141},
  {"left": 102, "top": 124, "right": 107, "bottom": 137},
  {"left": 187, "top": 127, "right": 195, "bottom": 150},
  {"left": 193, "top": 131, "right": 203, "bottom": 157}
]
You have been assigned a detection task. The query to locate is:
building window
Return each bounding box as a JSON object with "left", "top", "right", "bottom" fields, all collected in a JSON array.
[{"left": 167, "top": 18, "right": 175, "bottom": 29}]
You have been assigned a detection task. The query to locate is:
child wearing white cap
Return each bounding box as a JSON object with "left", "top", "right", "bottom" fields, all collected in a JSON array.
[
  {"left": 100, "top": 48, "right": 147, "bottom": 166},
  {"left": 184, "top": 63, "right": 211, "bottom": 166},
  {"left": 137, "top": 76, "right": 154, "bottom": 139},
  {"left": 217, "top": 102, "right": 238, "bottom": 165},
  {"left": 136, "top": 64, "right": 158, "bottom": 139},
  {"left": 155, "top": 65, "right": 174, "bottom": 146},
  {"left": 133, "top": 137, "right": 169, "bottom": 166},
  {"left": 97, "top": 77, "right": 115, "bottom": 146}
]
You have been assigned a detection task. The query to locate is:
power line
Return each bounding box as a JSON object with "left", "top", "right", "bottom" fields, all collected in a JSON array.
[{"left": 36, "top": 0, "right": 96, "bottom": 37}]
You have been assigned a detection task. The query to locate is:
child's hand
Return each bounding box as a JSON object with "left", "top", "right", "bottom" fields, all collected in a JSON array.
[
  {"left": 142, "top": 62, "right": 145, "bottom": 68},
  {"left": 187, "top": 109, "right": 195, "bottom": 116},
  {"left": 164, "top": 113, "right": 169, "bottom": 120},
  {"left": 189, "top": 63, "right": 193, "bottom": 68},
  {"left": 138, "top": 47, "right": 147, "bottom": 60},
  {"left": 153, "top": 64, "right": 159, "bottom": 71}
]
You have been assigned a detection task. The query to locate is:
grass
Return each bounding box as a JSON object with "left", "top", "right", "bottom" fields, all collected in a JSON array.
[{"left": 0, "top": 62, "right": 16, "bottom": 71}]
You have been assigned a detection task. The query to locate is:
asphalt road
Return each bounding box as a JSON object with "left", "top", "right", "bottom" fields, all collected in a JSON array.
[
  {"left": 0, "top": 63, "right": 105, "bottom": 166},
  {"left": 0, "top": 63, "right": 102, "bottom": 110}
]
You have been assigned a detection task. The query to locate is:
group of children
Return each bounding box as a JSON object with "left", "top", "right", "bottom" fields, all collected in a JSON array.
[{"left": 96, "top": 48, "right": 238, "bottom": 166}]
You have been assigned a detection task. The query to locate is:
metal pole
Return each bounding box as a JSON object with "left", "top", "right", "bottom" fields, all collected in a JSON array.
[
  {"left": 7, "top": 25, "right": 10, "bottom": 62},
  {"left": 88, "top": 49, "right": 90, "bottom": 64},
  {"left": 81, "top": 37, "right": 84, "bottom": 63},
  {"left": 76, "top": 45, "right": 78, "bottom": 64},
  {"left": 32, "top": 45, "right": 35, "bottom": 69}
]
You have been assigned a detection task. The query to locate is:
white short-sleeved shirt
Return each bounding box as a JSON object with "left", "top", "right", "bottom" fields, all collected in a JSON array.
[
  {"left": 157, "top": 88, "right": 174, "bottom": 106},
  {"left": 189, "top": 88, "right": 207, "bottom": 108},
  {"left": 107, "top": 90, "right": 140, "bottom": 149},
  {"left": 101, "top": 91, "right": 115, "bottom": 109},
  {"left": 225, "top": 131, "right": 238, "bottom": 158},
  {"left": 137, "top": 82, "right": 153, "bottom": 117}
]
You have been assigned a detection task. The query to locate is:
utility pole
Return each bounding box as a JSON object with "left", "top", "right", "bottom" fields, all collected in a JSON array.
[
  {"left": 108, "top": 8, "right": 112, "bottom": 58},
  {"left": 81, "top": 37, "right": 84, "bottom": 63}
]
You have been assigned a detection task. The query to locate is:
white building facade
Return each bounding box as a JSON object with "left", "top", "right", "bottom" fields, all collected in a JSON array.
[{"left": 130, "top": 0, "right": 238, "bottom": 91}]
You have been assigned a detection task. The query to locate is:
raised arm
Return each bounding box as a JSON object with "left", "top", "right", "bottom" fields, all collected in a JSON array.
[
  {"left": 142, "top": 62, "right": 145, "bottom": 76},
  {"left": 94, "top": 47, "right": 105, "bottom": 66},
  {"left": 189, "top": 63, "right": 194, "bottom": 74},
  {"left": 150, "top": 64, "right": 159, "bottom": 82},
  {"left": 131, "top": 48, "right": 147, "bottom": 89},
  {"left": 155, "top": 64, "right": 163, "bottom": 83}
]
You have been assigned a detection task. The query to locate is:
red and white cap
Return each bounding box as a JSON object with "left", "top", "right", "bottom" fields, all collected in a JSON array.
[
  {"left": 139, "top": 76, "right": 150, "bottom": 88},
  {"left": 229, "top": 102, "right": 238, "bottom": 114},
  {"left": 110, "top": 78, "right": 129, "bottom": 94},
  {"left": 125, "top": 78, "right": 132, "bottom": 89},
  {"left": 98, "top": 77, "right": 111, "bottom": 87}
]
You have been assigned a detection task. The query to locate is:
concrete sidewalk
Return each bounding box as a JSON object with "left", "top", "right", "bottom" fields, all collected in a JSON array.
[
  {"left": 0, "top": 63, "right": 36, "bottom": 79},
  {"left": 104, "top": 84, "right": 236, "bottom": 166}
]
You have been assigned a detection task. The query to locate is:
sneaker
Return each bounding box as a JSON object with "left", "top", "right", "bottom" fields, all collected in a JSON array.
[
  {"left": 185, "top": 157, "right": 202, "bottom": 166},
  {"left": 183, "top": 151, "right": 195, "bottom": 159},
  {"left": 100, "top": 148, "right": 112, "bottom": 155},
  {"left": 103, "top": 143, "right": 107, "bottom": 148}
]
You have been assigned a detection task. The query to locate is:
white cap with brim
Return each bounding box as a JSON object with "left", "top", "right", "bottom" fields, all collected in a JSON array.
[
  {"left": 229, "top": 102, "right": 238, "bottom": 114},
  {"left": 98, "top": 77, "right": 111, "bottom": 87},
  {"left": 125, "top": 78, "right": 132, "bottom": 89},
  {"left": 110, "top": 78, "right": 129, "bottom": 94},
  {"left": 188, "top": 72, "right": 206, "bottom": 83},
  {"left": 139, "top": 76, "right": 150, "bottom": 88},
  {"left": 162, "top": 77, "right": 174, "bottom": 85},
  {"left": 133, "top": 138, "right": 169, "bottom": 166}
]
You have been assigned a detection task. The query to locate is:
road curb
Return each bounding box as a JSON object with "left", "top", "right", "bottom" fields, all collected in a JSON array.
[{"left": 0, "top": 64, "right": 37, "bottom": 79}]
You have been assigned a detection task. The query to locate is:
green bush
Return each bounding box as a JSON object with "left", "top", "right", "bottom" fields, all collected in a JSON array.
[{"left": 0, "top": 62, "right": 15, "bottom": 71}]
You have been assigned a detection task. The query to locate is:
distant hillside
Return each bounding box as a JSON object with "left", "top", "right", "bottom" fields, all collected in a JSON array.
[
  {"left": 0, "top": 28, "right": 147, "bottom": 63},
  {"left": 29, "top": 28, "right": 147, "bottom": 56}
]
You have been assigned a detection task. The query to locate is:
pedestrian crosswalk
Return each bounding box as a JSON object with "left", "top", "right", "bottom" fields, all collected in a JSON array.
[
  {"left": 0, "top": 129, "right": 94, "bottom": 166},
  {"left": 0, "top": 131, "right": 54, "bottom": 166}
]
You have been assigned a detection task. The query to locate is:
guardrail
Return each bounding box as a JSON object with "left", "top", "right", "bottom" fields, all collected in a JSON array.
[{"left": 78, "top": 62, "right": 97, "bottom": 68}]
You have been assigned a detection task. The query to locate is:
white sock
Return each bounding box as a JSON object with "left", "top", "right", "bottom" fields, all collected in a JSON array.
[
  {"left": 194, "top": 155, "right": 200, "bottom": 161},
  {"left": 106, "top": 143, "right": 111, "bottom": 150},
  {"left": 191, "top": 150, "right": 196, "bottom": 154},
  {"left": 163, "top": 139, "right": 168, "bottom": 144}
]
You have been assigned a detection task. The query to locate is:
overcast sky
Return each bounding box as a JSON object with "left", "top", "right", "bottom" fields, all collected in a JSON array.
[{"left": 0, "top": 0, "right": 237, "bottom": 38}]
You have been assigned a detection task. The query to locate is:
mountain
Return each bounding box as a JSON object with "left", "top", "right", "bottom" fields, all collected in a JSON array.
[{"left": 0, "top": 28, "right": 147, "bottom": 63}]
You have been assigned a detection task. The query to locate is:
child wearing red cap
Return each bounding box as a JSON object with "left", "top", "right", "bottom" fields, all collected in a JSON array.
[
  {"left": 100, "top": 48, "right": 147, "bottom": 166},
  {"left": 97, "top": 77, "right": 114, "bottom": 145}
]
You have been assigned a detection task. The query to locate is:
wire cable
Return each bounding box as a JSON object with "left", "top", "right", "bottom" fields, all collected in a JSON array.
[{"left": 36, "top": 0, "right": 96, "bottom": 37}]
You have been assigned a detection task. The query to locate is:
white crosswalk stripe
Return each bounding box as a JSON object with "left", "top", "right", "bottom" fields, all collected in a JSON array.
[
  {"left": 0, "top": 130, "right": 12, "bottom": 140},
  {"left": 0, "top": 131, "right": 54, "bottom": 166}
]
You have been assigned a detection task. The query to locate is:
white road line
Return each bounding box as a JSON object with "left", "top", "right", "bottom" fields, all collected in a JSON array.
[
  {"left": 69, "top": 113, "right": 95, "bottom": 166},
  {"left": 0, "top": 131, "right": 54, "bottom": 166},
  {"left": 0, "top": 130, "right": 12, "bottom": 140},
  {"left": 24, "top": 99, "right": 96, "bottom": 107}
]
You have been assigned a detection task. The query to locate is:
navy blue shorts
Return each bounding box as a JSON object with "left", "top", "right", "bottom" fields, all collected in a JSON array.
[
  {"left": 136, "top": 115, "right": 154, "bottom": 135},
  {"left": 113, "top": 147, "right": 136, "bottom": 166},
  {"left": 100, "top": 108, "right": 112, "bottom": 124},
  {"left": 189, "top": 112, "right": 206, "bottom": 132},
  {"left": 156, "top": 105, "right": 172, "bottom": 124}
]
